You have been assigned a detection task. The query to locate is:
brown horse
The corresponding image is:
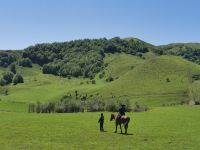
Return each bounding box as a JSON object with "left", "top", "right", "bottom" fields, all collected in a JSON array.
[{"left": 110, "top": 113, "right": 130, "bottom": 134}]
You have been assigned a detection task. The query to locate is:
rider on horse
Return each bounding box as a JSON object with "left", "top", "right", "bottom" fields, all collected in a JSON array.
[{"left": 118, "top": 104, "right": 126, "bottom": 119}]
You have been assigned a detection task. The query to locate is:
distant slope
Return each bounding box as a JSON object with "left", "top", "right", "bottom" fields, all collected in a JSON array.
[
  {"left": 95, "top": 55, "right": 200, "bottom": 106},
  {"left": 158, "top": 43, "right": 200, "bottom": 64}
]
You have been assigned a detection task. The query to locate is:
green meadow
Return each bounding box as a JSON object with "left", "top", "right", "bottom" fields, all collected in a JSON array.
[{"left": 0, "top": 106, "right": 200, "bottom": 150}]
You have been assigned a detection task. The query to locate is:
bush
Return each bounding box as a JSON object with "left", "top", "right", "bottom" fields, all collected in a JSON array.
[
  {"left": 28, "top": 103, "right": 36, "bottom": 113},
  {"left": 166, "top": 78, "right": 170, "bottom": 82},
  {"left": 28, "top": 93, "right": 145, "bottom": 113},
  {"left": 2, "top": 71, "right": 14, "bottom": 84},
  {"left": 9, "top": 63, "right": 16, "bottom": 74},
  {"left": 13, "top": 74, "right": 24, "bottom": 85},
  {"left": 87, "top": 99, "right": 106, "bottom": 112},
  {"left": 0, "top": 52, "right": 17, "bottom": 67},
  {"left": 18, "top": 58, "right": 32, "bottom": 67},
  {"left": 55, "top": 104, "right": 64, "bottom": 113},
  {"left": 91, "top": 80, "right": 96, "bottom": 84},
  {"left": 133, "top": 102, "right": 149, "bottom": 112},
  {"left": 0, "top": 79, "right": 7, "bottom": 86},
  {"left": 35, "top": 101, "right": 42, "bottom": 113},
  {"left": 99, "top": 73, "right": 104, "bottom": 79},
  {"left": 106, "top": 76, "right": 114, "bottom": 82},
  {"left": 105, "top": 99, "right": 119, "bottom": 112},
  {"left": 189, "top": 81, "right": 200, "bottom": 104}
]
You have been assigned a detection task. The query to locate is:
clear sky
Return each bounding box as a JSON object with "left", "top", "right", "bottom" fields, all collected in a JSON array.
[{"left": 0, "top": 0, "right": 200, "bottom": 49}]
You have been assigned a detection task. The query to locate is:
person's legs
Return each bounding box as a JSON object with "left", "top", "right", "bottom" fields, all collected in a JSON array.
[{"left": 100, "top": 122, "right": 104, "bottom": 131}]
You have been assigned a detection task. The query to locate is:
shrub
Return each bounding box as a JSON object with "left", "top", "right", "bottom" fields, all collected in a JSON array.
[
  {"left": 106, "top": 76, "right": 114, "bottom": 82},
  {"left": 55, "top": 104, "right": 64, "bottom": 113},
  {"left": 0, "top": 52, "right": 17, "bottom": 67},
  {"left": 9, "top": 63, "right": 16, "bottom": 74},
  {"left": 87, "top": 99, "right": 105, "bottom": 112},
  {"left": 28, "top": 103, "right": 36, "bottom": 113},
  {"left": 189, "top": 81, "right": 200, "bottom": 104},
  {"left": 4, "top": 88, "right": 8, "bottom": 96},
  {"left": 133, "top": 102, "right": 149, "bottom": 112},
  {"left": 0, "top": 78, "right": 7, "bottom": 86},
  {"left": 18, "top": 58, "right": 32, "bottom": 67},
  {"left": 35, "top": 101, "right": 42, "bottom": 113},
  {"left": 13, "top": 74, "right": 24, "bottom": 85},
  {"left": 28, "top": 94, "right": 146, "bottom": 113},
  {"left": 91, "top": 80, "right": 96, "bottom": 84},
  {"left": 166, "top": 78, "right": 170, "bottom": 82},
  {"left": 99, "top": 73, "right": 104, "bottom": 79},
  {"left": 2, "top": 71, "right": 14, "bottom": 84},
  {"left": 67, "top": 75, "right": 71, "bottom": 79},
  {"left": 105, "top": 99, "right": 119, "bottom": 112}
]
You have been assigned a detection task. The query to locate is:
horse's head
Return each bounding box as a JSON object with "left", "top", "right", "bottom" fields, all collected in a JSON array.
[{"left": 110, "top": 113, "right": 115, "bottom": 121}]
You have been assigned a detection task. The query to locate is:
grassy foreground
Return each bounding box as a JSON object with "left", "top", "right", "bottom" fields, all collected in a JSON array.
[{"left": 0, "top": 106, "right": 199, "bottom": 150}]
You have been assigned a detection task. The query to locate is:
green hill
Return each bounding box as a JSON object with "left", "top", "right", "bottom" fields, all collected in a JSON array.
[
  {"left": 1, "top": 37, "right": 200, "bottom": 112},
  {"left": 1, "top": 54, "right": 200, "bottom": 112},
  {"left": 99, "top": 55, "right": 200, "bottom": 105}
]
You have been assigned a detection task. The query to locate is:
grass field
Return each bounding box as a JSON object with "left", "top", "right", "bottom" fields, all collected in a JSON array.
[{"left": 0, "top": 106, "right": 199, "bottom": 150}]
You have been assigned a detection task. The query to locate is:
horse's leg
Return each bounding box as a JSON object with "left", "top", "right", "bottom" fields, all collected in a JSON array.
[
  {"left": 120, "top": 124, "right": 122, "bottom": 134},
  {"left": 125, "top": 123, "right": 128, "bottom": 134},
  {"left": 125, "top": 125, "right": 127, "bottom": 134},
  {"left": 123, "top": 124, "right": 126, "bottom": 134},
  {"left": 115, "top": 122, "right": 117, "bottom": 133}
]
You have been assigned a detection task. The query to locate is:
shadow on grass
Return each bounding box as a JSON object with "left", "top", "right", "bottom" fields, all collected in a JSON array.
[
  {"left": 100, "top": 130, "right": 107, "bottom": 132},
  {"left": 116, "top": 132, "right": 134, "bottom": 136}
]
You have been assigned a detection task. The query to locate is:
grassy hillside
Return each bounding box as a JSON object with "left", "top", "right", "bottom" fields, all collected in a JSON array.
[
  {"left": 1, "top": 53, "right": 200, "bottom": 112},
  {"left": 94, "top": 54, "right": 200, "bottom": 106}
]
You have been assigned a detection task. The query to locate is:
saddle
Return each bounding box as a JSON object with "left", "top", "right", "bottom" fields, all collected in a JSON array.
[{"left": 117, "top": 114, "right": 127, "bottom": 120}]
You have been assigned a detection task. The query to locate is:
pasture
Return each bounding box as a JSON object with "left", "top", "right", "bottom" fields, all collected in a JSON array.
[{"left": 0, "top": 106, "right": 199, "bottom": 150}]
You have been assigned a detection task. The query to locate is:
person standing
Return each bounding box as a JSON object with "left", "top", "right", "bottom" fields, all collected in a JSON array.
[{"left": 98, "top": 113, "right": 104, "bottom": 131}]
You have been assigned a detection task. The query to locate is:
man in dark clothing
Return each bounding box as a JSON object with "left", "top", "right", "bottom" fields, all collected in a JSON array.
[
  {"left": 118, "top": 104, "right": 126, "bottom": 120},
  {"left": 98, "top": 113, "right": 104, "bottom": 131}
]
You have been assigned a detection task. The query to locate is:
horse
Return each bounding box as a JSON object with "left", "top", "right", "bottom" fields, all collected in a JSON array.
[{"left": 110, "top": 113, "right": 130, "bottom": 134}]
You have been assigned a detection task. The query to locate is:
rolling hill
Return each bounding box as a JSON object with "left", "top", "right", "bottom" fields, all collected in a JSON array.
[{"left": 0, "top": 37, "right": 200, "bottom": 112}]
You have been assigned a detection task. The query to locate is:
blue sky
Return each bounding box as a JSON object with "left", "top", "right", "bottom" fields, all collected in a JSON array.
[{"left": 0, "top": 0, "right": 200, "bottom": 49}]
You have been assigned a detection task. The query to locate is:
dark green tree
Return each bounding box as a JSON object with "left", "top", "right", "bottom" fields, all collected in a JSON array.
[
  {"left": 2, "top": 72, "right": 14, "bottom": 84},
  {"left": 10, "top": 63, "right": 16, "bottom": 74},
  {"left": 13, "top": 74, "right": 24, "bottom": 85}
]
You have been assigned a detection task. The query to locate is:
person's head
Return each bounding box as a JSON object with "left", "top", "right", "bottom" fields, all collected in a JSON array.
[
  {"left": 121, "top": 104, "right": 126, "bottom": 108},
  {"left": 101, "top": 113, "right": 103, "bottom": 117}
]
